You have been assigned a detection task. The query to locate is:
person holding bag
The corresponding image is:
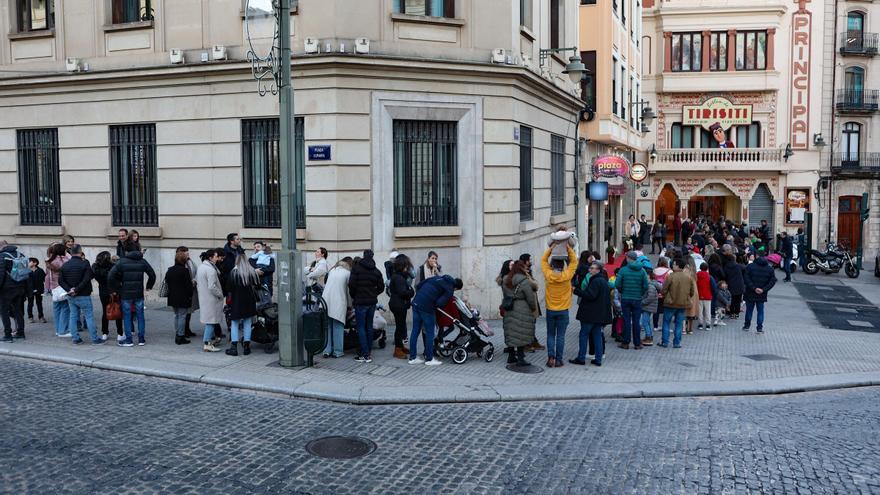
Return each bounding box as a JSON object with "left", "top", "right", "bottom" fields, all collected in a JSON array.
[
  {"left": 92, "top": 251, "right": 123, "bottom": 342},
  {"left": 45, "top": 243, "right": 71, "bottom": 337}
]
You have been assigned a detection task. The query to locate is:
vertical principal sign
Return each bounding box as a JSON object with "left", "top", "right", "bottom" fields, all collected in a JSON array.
[{"left": 789, "top": 0, "right": 811, "bottom": 150}]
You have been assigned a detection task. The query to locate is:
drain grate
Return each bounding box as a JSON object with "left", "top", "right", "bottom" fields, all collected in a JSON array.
[
  {"left": 305, "top": 436, "right": 377, "bottom": 460},
  {"left": 505, "top": 363, "right": 545, "bottom": 374},
  {"left": 742, "top": 354, "right": 787, "bottom": 362}
]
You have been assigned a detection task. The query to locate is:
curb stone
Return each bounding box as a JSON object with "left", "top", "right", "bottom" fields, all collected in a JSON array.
[{"left": 4, "top": 347, "right": 880, "bottom": 405}]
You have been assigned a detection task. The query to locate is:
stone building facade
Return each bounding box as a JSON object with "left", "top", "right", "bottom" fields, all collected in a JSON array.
[
  {"left": 641, "top": 0, "right": 823, "bottom": 245},
  {"left": 0, "top": 0, "right": 586, "bottom": 309}
]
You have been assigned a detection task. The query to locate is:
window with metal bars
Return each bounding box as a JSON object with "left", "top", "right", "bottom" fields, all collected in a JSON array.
[
  {"left": 519, "top": 126, "right": 533, "bottom": 221},
  {"left": 109, "top": 124, "right": 158, "bottom": 227},
  {"left": 551, "top": 135, "right": 565, "bottom": 216},
  {"left": 241, "top": 117, "right": 305, "bottom": 229},
  {"left": 393, "top": 120, "right": 458, "bottom": 227},
  {"left": 17, "top": 128, "right": 61, "bottom": 226}
]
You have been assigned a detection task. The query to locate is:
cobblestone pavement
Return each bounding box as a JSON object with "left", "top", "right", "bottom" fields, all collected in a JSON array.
[
  {"left": 4, "top": 270, "right": 880, "bottom": 402},
  {"left": 2, "top": 357, "right": 880, "bottom": 495}
]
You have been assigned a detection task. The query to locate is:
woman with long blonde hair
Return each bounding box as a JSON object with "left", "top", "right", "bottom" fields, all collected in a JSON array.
[{"left": 224, "top": 254, "right": 261, "bottom": 356}]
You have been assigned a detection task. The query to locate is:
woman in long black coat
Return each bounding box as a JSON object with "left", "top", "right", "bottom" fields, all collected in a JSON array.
[
  {"left": 165, "top": 251, "right": 194, "bottom": 345},
  {"left": 571, "top": 262, "right": 612, "bottom": 367},
  {"left": 225, "top": 254, "right": 260, "bottom": 356}
]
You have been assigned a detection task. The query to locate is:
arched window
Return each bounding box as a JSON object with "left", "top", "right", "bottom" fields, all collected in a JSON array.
[
  {"left": 842, "top": 122, "right": 862, "bottom": 166},
  {"left": 847, "top": 12, "right": 866, "bottom": 51}
]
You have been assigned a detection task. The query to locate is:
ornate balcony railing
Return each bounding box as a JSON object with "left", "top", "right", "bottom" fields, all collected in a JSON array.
[
  {"left": 839, "top": 32, "right": 879, "bottom": 56},
  {"left": 653, "top": 147, "right": 784, "bottom": 170},
  {"left": 836, "top": 89, "right": 880, "bottom": 113}
]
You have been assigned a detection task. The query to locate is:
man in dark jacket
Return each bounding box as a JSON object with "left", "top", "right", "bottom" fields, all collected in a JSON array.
[
  {"left": 742, "top": 256, "right": 777, "bottom": 333},
  {"left": 347, "top": 249, "right": 385, "bottom": 363},
  {"left": 59, "top": 245, "right": 102, "bottom": 345},
  {"left": 221, "top": 233, "right": 244, "bottom": 285},
  {"left": 409, "top": 274, "right": 462, "bottom": 365},
  {"left": 571, "top": 262, "right": 611, "bottom": 366},
  {"left": 109, "top": 244, "right": 156, "bottom": 346},
  {"left": 780, "top": 231, "right": 794, "bottom": 282},
  {"left": 115, "top": 228, "right": 128, "bottom": 258},
  {"left": 0, "top": 242, "right": 28, "bottom": 342}
]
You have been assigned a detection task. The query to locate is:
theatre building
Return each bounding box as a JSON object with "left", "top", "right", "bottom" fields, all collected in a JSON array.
[{"left": 640, "top": 0, "right": 823, "bottom": 241}]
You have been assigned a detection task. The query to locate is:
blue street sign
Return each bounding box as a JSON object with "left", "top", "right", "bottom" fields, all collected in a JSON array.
[{"left": 308, "top": 145, "right": 331, "bottom": 161}]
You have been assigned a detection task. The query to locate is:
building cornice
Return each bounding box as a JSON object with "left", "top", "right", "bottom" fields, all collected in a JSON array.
[
  {"left": 643, "top": 4, "right": 788, "bottom": 19},
  {"left": 0, "top": 53, "right": 585, "bottom": 110}
]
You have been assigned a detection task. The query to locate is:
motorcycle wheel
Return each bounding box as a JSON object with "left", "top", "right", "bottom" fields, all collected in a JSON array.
[
  {"left": 845, "top": 262, "right": 860, "bottom": 279},
  {"left": 803, "top": 259, "right": 819, "bottom": 275}
]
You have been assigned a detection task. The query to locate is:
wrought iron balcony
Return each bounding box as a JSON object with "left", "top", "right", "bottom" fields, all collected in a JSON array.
[
  {"left": 652, "top": 147, "right": 785, "bottom": 172},
  {"left": 836, "top": 89, "right": 880, "bottom": 113},
  {"left": 840, "top": 32, "right": 879, "bottom": 56},
  {"left": 832, "top": 152, "right": 880, "bottom": 177}
]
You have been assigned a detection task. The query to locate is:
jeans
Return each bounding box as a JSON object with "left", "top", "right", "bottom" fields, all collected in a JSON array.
[
  {"left": 577, "top": 322, "right": 605, "bottom": 363},
  {"left": 203, "top": 323, "right": 220, "bottom": 344},
  {"left": 100, "top": 293, "right": 123, "bottom": 336},
  {"left": 53, "top": 299, "right": 70, "bottom": 335},
  {"left": 784, "top": 256, "right": 792, "bottom": 279},
  {"left": 231, "top": 317, "right": 253, "bottom": 342},
  {"left": 652, "top": 238, "right": 663, "bottom": 254},
  {"left": 620, "top": 299, "right": 642, "bottom": 346},
  {"left": 744, "top": 301, "right": 765, "bottom": 330},
  {"left": 391, "top": 307, "right": 408, "bottom": 348},
  {"left": 640, "top": 311, "right": 653, "bottom": 338},
  {"left": 67, "top": 295, "right": 99, "bottom": 344},
  {"left": 354, "top": 304, "right": 376, "bottom": 358},
  {"left": 699, "top": 300, "right": 712, "bottom": 327},
  {"left": 27, "top": 293, "right": 44, "bottom": 319},
  {"left": 323, "top": 318, "right": 345, "bottom": 357},
  {"left": 173, "top": 307, "right": 188, "bottom": 337},
  {"left": 545, "top": 309, "right": 569, "bottom": 361},
  {"left": 122, "top": 298, "right": 145, "bottom": 344},
  {"left": 410, "top": 308, "right": 436, "bottom": 361},
  {"left": 662, "top": 308, "right": 686, "bottom": 347}
]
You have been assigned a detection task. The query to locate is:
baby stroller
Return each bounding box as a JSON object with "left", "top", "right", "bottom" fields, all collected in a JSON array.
[
  {"left": 434, "top": 297, "right": 495, "bottom": 364},
  {"left": 342, "top": 305, "right": 388, "bottom": 351}
]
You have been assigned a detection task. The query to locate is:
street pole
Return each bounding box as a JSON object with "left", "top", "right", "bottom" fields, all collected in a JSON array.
[
  {"left": 276, "top": 0, "right": 304, "bottom": 367},
  {"left": 574, "top": 134, "right": 587, "bottom": 248}
]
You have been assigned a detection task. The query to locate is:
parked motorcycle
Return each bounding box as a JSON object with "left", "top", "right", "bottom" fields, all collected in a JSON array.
[{"left": 803, "top": 242, "right": 859, "bottom": 278}]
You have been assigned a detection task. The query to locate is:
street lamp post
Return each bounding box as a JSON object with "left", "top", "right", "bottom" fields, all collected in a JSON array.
[{"left": 246, "top": 0, "right": 304, "bottom": 367}]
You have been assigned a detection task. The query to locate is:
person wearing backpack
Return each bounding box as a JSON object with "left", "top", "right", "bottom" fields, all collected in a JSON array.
[{"left": 0, "top": 241, "right": 29, "bottom": 342}]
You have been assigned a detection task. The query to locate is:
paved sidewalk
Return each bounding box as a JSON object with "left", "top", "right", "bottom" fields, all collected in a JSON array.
[{"left": 3, "top": 270, "right": 880, "bottom": 404}]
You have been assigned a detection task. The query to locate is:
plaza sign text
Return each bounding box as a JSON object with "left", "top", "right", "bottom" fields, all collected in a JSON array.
[{"left": 681, "top": 97, "right": 753, "bottom": 130}]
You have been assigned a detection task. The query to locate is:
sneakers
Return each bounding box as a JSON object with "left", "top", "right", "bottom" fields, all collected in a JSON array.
[
  {"left": 642, "top": 337, "right": 654, "bottom": 346},
  {"left": 657, "top": 342, "right": 669, "bottom": 348},
  {"left": 203, "top": 343, "right": 221, "bottom": 352},
  {"left": 39, "top": 318, "right": 47, "bottom": 324},
  {"left": 569, "top": 358, "right": 586, "bottom": 365},
  {"left": 742, "top": 326, "right": 750, "bottom": 332},
  {"left": 13, "top": 331, "right": 25, "bottom": 340},
  {"left": 101, "top": 334, "right": 108, "bottom": 341},
  {"left": 590, "top": 359, "right": 602, "bottom": 367},
  {"left": 72, "top": 339, "right": 83, "bottom": 345},
  {"left": 425, "top": 359, "right": 442, "bottom": 366},
  {"left": 355, "top": 356, "right": 372, "bottom": 363},
  {"left": 716, "top": 320, "right": 727, "bottom": 326},
  {"left": 757, "top": 328, "right": 764, "bottom": 334},
  {"left": 1, "top": 336, "right": 12, "bottom": 343},
  {"left": 175, "top": 336, "right": 191, "bottom": 345},
  {"left": 408, "top": 357, "right": 425, "bottom": 365},
  {"left": 57, "top": 333, "right": 72, "bottom": 338},
  {"left": 119, "top": 340, "right": 134, "bottom": 347},
  {"left": 673, "top": 344, "right": 682, "bottom": 349},
  {"left": 117, "top": 335, "right": 125, "bottom": 343},
  {"left": 138, "top": 341, "right": 146, "bottom": 346}
]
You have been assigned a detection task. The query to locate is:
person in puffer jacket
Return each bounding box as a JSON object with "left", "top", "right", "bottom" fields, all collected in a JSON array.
[
  {"left": 613, "top": 251, "right": 649, "bottom": 349},
  {"left": 347, "top": 250, "right": 385, "bottom": 363},
  {"left": 639, "top": 270, "right": 661, "bottom": 346},
  {"left": 409, "top": 274, "right": 462, "bottom": 366},
  {"left": 109, "top": 243, "right": 156, "bottom": 346}
]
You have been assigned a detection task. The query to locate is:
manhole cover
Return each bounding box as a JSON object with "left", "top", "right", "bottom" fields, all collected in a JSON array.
[
  {"left": 505, "top": 363, "right": 545, "bottom": 374},
  {"left": 742, "top": 354, "right": 787, "bottom": 362},
  {"left": 305, "top": 436, "right": 376, "bottom": 459}
]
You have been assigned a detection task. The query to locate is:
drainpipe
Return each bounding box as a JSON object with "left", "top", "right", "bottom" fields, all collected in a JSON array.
[{"left": 827, "top": 0, "right": 839, "bottom": 245}]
